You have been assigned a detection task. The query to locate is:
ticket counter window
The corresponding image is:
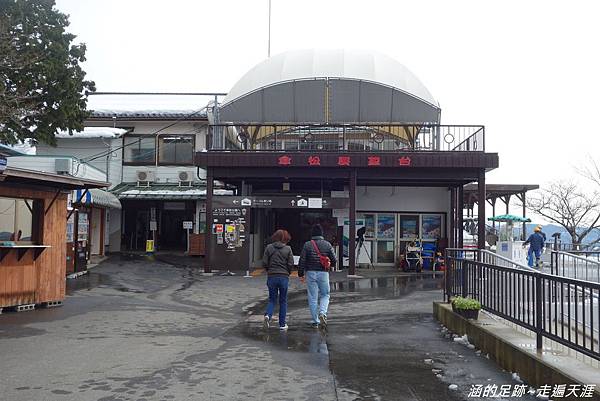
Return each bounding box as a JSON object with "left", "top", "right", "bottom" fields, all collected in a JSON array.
[{"left": 0, "top": 197, "right": 34, "bottom": 244}]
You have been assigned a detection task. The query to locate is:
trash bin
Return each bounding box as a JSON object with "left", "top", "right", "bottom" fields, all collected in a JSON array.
[{"left": 146, "top": 240, "right": 155, "bottom": 254}]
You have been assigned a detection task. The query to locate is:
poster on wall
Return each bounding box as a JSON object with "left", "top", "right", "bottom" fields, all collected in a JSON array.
[
  {"left": 400, "top": 215, "right": 419, "bottom": 238},
  {"left": 377, "top": 214, "right": 395, "bottom": 239},
  {"left": 421, "top": 214, "right": 442, "bottom": 239}
]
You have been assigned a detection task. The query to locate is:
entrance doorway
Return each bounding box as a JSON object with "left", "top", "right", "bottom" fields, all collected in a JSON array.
[
  {"left": 267, "top": 209, "right": 337, "bottom": 255},
  {"left": 159, "top": 210, "right": 190, "bottom": 250}
]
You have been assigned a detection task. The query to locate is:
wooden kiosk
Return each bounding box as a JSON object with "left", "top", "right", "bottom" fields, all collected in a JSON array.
[{"left": 0, "top": 166, "right": 107, "bottom": 311}]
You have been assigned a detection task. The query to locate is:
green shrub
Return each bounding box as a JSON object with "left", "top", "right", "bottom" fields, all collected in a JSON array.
[{"left": 452, "top": 296, "right": 481, "bottom": 310}]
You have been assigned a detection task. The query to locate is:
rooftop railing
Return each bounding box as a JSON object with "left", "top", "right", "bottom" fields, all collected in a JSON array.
[{"left": 207, "top": 124, "right": 485, "bottom": 152}]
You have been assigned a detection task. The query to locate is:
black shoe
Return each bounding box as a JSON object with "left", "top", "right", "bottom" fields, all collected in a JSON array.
[
  {"left": 319, "top": 313, "right": 327, "bottom": 329},
  {"left": 310, "top": 322, "right": 319, "bottom": 328}
]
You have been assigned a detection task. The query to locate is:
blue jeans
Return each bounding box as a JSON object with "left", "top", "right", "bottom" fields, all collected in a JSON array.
[
  {"left": 265, "top": 276, "right": 289, "bottom": 327},
  {"left": 306, "top": 271, "right": 330, "bottom": 324},
  {"left": 528, "top": 247, "right": 542, "bottom": 267}
]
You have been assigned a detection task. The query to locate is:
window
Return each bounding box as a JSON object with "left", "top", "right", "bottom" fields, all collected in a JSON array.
[
  {"left": 0, "top": 197, "right": 34, "bottom": 244},
  {"left": 123, "top": 135, "right": 156, "bottom": 164},
  {"left": 158, "top": 135, "right": 194, "bottom": 165}
]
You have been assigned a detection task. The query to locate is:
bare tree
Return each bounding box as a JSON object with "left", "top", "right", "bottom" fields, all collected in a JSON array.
[
  {"left": 575, "top": 156, "right": 600, "bottom": 246},
  {"left": 577, "top": 156, "right": 600, "bottom": 188},
  {"left": 525, "top": 181, "right": 600, "bottom": 248}
]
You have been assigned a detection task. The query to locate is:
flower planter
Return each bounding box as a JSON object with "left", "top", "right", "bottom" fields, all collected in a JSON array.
[{"left": 455, "top": 308, "right": 480, "bottom": 320}]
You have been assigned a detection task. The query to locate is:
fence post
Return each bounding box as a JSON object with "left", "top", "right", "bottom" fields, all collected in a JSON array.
[
  {"left": 535, "top": 272, "right": 543, "bottom": 350},
  {"left": 461, "top": 260, "right": 468, "bottom": 298},
  {"left": 444, "top": 249, "right": 450, "bottom": 302}
]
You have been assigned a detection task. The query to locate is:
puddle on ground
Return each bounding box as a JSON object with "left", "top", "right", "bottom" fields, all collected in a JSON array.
[
  {"left": 242, "top": 322, "right": 330, "bottom": 356},
  {"left": 66, "top": 272, "right": 112, "bottom": 295},
  {"left": 331, "top": 274, "right": 442, "bottom": 294},
  {"left": 239, "top": 273, "right": 444, "bottom": 357}
]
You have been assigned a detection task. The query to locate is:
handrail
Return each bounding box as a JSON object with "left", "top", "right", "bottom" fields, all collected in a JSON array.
[
  {"left": 553, "top": 250, "right": 600, "bottom": 266},
  {"left": 444, "top": 247, "right": 535, "bottom": 271},
  {"left": 481, "top": 249, "right": 536, "bottom": 271},
  {"left": 445, "top": 252, "right": 600, "bottom": 360},
  {"left": 550, "top": 249, "right": 600, "bottom": 282}
]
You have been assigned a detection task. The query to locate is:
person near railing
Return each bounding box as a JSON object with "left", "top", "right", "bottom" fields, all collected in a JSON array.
[
  {"left": 523, "top": 226, "right": 545, "bottom": 268},
  {"left": 537, "top": 225, "right": 547, "bottom": 243}
]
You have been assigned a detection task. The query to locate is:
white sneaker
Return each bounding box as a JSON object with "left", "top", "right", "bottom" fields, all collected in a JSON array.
[
  {"left": 279, "top": 324, "right": 289, "bottom": 331},
  {"left": 263, "top": 315, "right": 270, "bottom": 329}
]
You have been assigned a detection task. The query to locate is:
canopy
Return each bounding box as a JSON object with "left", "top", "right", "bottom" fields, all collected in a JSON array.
[
  {"left": 73, "top": 188, "right": 121, "bottom": 209},
  {"left": 488, "top": 214, "right": 531, "bottom": 223},
  {"left": 219, "top": 49, "right": 441, "bottom": 125}
]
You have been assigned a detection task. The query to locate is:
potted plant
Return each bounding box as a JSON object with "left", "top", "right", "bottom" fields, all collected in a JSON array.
[{"left": 451, "top": 296, "right": 481, "bottom": 320}]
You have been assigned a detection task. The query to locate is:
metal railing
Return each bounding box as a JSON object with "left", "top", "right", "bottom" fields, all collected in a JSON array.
[
  {"left": 445, "top": 248, "right": 600, "bottom": 360},
  {"left": 207, "top": 124, "right": 485, "bottom": 152},
  {"left": 550, "top": 250, "right": 600, "bottom": 283}
]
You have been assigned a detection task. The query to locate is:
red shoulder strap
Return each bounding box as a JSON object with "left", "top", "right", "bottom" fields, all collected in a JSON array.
[{"left": 311, "top": 240, "right": 322, "bottom": 256}]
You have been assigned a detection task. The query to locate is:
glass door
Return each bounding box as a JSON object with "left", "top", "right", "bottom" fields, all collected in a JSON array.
[{"left": 376, "top": 213, "right": 396, "bottom": 265}]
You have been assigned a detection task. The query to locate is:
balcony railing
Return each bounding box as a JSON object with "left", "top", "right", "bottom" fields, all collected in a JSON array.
[{"left": 207, "top": 124, "right": 485, "bottom": 152}]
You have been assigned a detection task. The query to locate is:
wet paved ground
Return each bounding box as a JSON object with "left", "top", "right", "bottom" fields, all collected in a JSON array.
[{"left": 0, "top": 255, "right": 536, "bottom": 400}]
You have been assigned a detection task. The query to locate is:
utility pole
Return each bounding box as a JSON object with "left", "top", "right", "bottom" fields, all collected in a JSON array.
[{"left": 268, "top": 0, "right": 271, "bottom": 58}]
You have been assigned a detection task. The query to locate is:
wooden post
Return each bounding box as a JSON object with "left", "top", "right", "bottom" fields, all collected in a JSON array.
[
  {"left": 478, "top": 171, "right": 486, "bottom": 250},
  {"left": 204, "top": 168, "right": 213, "bottom": 273},
  {"left": 349, "top": 169, "right": 357, "bottom": 276}
]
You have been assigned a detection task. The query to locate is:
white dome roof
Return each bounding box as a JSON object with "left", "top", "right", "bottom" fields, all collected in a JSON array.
[
  {"left": 220, "top": 49, "right": 440, "bottom": 124},
  {"left": 223, "top": 49, "right": 438, "bottom": 107}
]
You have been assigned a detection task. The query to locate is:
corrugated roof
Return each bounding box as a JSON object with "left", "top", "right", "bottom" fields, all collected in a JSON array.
[
  {"left": 72, "top": 188, "right": 122, "bottom": 209},
  {"left": 111, "top": 183, "right": 232, "bottom": 200}
]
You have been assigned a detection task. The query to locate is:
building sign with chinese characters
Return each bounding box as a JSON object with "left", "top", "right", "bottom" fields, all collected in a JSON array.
[{"left": 277, "top": 154, "right": 412, "bottom": 168}]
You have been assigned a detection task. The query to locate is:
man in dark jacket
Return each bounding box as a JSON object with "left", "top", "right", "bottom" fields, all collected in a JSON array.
[
  {"left": 298, "top": 224, "right": 337, "bottom": 329},
  {"left": 523, "top": 226, "right": 545, "bottom": 268},
  {"left": 263, "top": 230, "right": 294, "bottom": 331}
]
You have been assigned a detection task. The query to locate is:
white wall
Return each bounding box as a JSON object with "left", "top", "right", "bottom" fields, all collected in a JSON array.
[
  {"left": 8, "top": 155, "right": 107, "bottom": 182},
  {"left": 107, "top": 208, "right": 121, "bottom": 253},
  {"left": 357, "top": 186, "right": 450, "bottom": 214},
  {"left": 122, "top": 165, "right": 202, "bottom": 183},
  {"left": 91, "top": 208, "right": 102, "bottom": 255},
  {"left": 85, "top": 120, "right": 207, "bottom": 183},
  {"left": 35, "top": 137, "right": 122, "bottom": 188}
]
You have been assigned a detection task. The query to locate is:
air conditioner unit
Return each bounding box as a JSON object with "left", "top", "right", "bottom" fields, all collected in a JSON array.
[
  {"left": 178, "top": 170, "right": 193, "bottom": 186},
  {"left": 136, "top": 170, "right": 155, "bottom": 186},
  {"left": 55, "top": 158, "right": 72, "bottom": 175}
]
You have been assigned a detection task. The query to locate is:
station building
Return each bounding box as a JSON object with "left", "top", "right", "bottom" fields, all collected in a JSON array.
[{"left": 196, "top": 49, "right": 499, "bottom": 274}]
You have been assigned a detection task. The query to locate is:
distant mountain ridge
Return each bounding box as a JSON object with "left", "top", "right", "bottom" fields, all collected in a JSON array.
[{"left": 523, "top": 223, "right": 600, "bottom": 245}]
